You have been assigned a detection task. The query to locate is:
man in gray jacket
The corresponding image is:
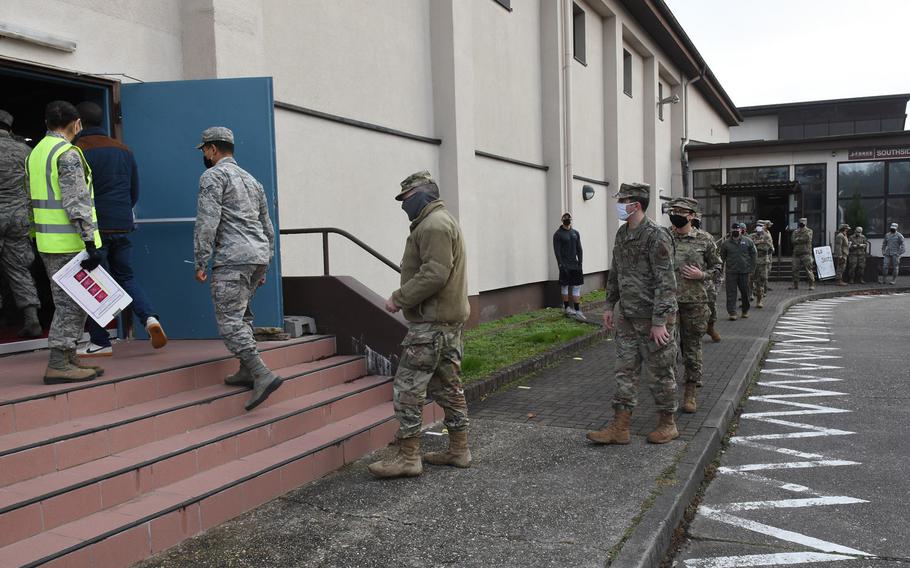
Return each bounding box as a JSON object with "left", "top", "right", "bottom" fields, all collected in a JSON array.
[
  {"left": 719, "top": 223, "right": 756, "bottom": 320},
  {"left": 880, "top": 222, "right": 905, "bottom": 284}
]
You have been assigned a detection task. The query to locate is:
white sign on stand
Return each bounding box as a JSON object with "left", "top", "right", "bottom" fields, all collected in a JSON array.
[
  {"left": 813, "top": 246, "right": 836, "bottom": 280},
  {"left": 51, "top": 251, "right": 133, "bottom": 327}
]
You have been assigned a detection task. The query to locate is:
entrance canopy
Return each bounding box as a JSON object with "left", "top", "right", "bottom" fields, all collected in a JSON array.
[{"left": 711, "top": 181, "right": 801, "bottom": 195}]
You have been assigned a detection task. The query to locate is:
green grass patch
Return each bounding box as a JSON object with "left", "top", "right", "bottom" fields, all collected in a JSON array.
[
  {"left": 581, "top": 288, "right": 606, "bottom": 303},
  {"left": 461, "top": 308, "right": 598, "bottom": 383}
]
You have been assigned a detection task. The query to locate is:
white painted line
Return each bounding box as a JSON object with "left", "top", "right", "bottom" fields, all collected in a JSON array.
[
  {"left": 685, "top": 551, "right": 858, "bottom": 567},
  {"left": 715, "top": 496, "right": 868, "bottom": 512},
  {"left": 717, "top": 460, "right": 860, "bottom": 473}
]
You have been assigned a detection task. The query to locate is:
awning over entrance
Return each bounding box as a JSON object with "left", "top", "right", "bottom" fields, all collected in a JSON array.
[{"left": 711, "top": 181, "right": 801, "bottom": 195}]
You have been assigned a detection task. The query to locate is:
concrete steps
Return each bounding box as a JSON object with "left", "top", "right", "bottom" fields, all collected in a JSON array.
[{"left": 0, "top": 337, "right": 428, "bottom": 568}]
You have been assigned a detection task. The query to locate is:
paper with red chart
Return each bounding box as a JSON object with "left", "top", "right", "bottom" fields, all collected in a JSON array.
[{"left": 51, "top": 251, "right": 133, "bottom": 327}]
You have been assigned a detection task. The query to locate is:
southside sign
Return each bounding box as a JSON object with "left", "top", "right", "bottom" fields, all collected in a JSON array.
[{"left": 847, "top": 145, "right": 910, "bottom": 160}]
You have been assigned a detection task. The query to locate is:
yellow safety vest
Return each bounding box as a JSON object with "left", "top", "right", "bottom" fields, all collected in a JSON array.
[{"left": 27, "top": 135, "right": 101, "bottom": 253}]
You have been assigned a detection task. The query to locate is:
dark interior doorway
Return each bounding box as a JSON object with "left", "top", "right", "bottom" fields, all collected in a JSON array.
[
  {"left": 757, "top": 194, "right": 791, "bottom": 256},
  {"left": 0, "top": 62, "right": 112, "bottom": 349}
]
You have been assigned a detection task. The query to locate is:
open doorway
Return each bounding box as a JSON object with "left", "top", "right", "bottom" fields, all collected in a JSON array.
[
  {"left": 756, "top": 193, "right": 790, "bottom": 256},
  {"left": 0, "top": 60, "right": 114, "bottom": 352}
]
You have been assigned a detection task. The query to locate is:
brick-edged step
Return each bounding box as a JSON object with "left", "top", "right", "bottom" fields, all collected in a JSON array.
[
  {"left": 0, "top": 373, "right": 392, "bottom": 547},
  {"left": 0, "top": 401, "right": 438, "bottom": 568},
  {"left": 0, "top": 336, "right": 337, "bottom": 436},
  {"left": 0, "top": 355, "right": 366, "bottom": 488}
]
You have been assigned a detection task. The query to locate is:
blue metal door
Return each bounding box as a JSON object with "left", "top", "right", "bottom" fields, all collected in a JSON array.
[{"left": 120, "top": 77, "right": 282, "bottom": 339}]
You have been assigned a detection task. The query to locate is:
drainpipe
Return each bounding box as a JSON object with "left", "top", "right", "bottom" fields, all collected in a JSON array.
[
  {"left": 680, "top": 66, "right": 706, "bottom": 197},
  {"left": 562, "top": 0, "right": 573, "bottom": 214}
]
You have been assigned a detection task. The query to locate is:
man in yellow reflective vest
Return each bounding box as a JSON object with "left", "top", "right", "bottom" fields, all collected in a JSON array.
[{"left": 26, "top": 101, "right": 104, "bottom": 384}]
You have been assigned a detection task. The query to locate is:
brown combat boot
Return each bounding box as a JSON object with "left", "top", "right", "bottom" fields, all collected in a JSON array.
[
  {"left": 586, "top": 409, "right": 631, "bottom": 444},
  {"left": 44, "top": 348, "right": 97, "bottom": 385},
  {"left": 424, "top": 430, "right": 472, "bottom": 468},
  {"left": 368, "top": 437, "right": 423, "bottom": 478},
  {"left": 646, "top": 412, "right": 679, "bottom": 444},
  {"left": 682, "top": 384, "right": 697, "bottom": 413},
  {"left": 706, "top": 322, "right": 721, "bottom": 343},
  {"left": 66, "top": 349, "right": 105, "bottom": 377}
]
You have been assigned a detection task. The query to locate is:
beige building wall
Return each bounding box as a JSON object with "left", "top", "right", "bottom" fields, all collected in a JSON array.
[
  {"left": 730, "top": 114, "right": 779, "bottom": 142},
  {"left": 688, "top": 87, "right": 731, "bottom": 144}
]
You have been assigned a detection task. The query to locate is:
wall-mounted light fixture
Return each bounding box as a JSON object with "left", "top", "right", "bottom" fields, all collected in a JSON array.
[
  {"left": 0, "top": 22, "right": 77, "bottom": 52},
  {"left": 658, "top": 94, "right": 680, "bottom": 106},
  {"left": 582, "top": 185, "right": 595, "bottom": 201}
]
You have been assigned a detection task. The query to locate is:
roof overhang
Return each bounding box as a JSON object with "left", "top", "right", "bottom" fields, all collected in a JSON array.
[
  {"left": 686, "top": 130, "right": 910, "bottom": 159},
  {"left": 711, "top": 181, "right": 801, "bottom": 195}
]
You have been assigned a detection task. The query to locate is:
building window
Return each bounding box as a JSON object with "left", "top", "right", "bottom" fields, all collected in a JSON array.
[
  {"left": 693, "top": 169, "right": 722, "bottom": 238},
  {"left": 795, "top": 164, "right": 826, "bottom": 247},
  {"left": 573, "top": 3, "right": 586, "bottom": 65},
  {"left": 658, "top": 83, "right": 664, "bottom": 121},
  {"left": 837, "top": 160, "right": 910, "bottom": 237},
  {"left": 491, "top": 0, "right": 512, "bottom": 11},
  {"left": 725, "top": 166, "right": 789, "bottom": 185},
  {"left": 623, "top": 49, "right": 632, "bottom": 97}
]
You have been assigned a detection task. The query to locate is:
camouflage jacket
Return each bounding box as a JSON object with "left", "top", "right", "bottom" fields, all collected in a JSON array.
[
  {"left": 606, "top": 217, "right": 677, "bottom": 326},
  {"left": 848, "top": 234, "right": 868, "bottom": 256},
  {"left": 392, "top": 200, "right": 470, "bottom": 324},
  {"left": 748, "top": 231, "right": 774, "bottom": 264},
  {"left": 791, "top": 227, "right": 813, "bottom": 256},
  {"left": 882, "top": 231, "right": 905, "bottom": 256},
  {"left": 720, "top": 236, "right": 757, "bottom": 274},
  {"left": 834, "top": 232, "right": 849, "bottom": 259},
  {"left": 194, "top": 157, "right": 274, "bottom": 270},
  {"left": 0, "top": 130, "right": 30, "bottom": 213},
  {"left": 671, "top": 227, "right": 722, "bottom": 304}
]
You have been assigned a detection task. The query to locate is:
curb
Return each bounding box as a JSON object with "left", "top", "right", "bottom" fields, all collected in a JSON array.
[{"left": 609, "top": 285, "right": 910, "bottom": 568}]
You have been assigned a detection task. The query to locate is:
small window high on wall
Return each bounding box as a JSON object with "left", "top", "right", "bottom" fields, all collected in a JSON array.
[
  {"left": 573, "top": 3, "right": 586, "bottom": 65},
  {"left": 623, "top": 50, "right": 632, "bottom": 96}
]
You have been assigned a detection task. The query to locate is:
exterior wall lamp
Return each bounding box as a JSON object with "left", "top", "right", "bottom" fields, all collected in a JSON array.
[{"left": 582, "top": 185, "right": 595, "bottom": 201}]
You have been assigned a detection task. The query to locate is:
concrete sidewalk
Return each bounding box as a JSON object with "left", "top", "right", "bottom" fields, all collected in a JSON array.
[{"left": 138, "top": 279, "right": 907, "bottom": 568}]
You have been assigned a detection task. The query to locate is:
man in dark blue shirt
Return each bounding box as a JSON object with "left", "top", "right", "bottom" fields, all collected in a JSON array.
[
  {"left": 553, "top": 212, "right": 586, "bottom": 321},
  {"left": 74, "top": 102, "right": 167, "bottom": 355}
]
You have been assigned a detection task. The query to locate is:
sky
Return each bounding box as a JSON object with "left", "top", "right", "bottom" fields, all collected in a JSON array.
[{"left": 663, "top": 0, "right": 910, "bottom": 110}]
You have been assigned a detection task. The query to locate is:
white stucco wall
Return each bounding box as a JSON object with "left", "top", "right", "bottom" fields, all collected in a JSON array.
[
  {"left": 687, "top": 87, "right": 731, "bottom": 144},
  {"left": 619, "top": 42, "right": 645, "bottom": 184},
  {"left": 571, "top": 2, "right": 605, "bottom": 182},
  {"left": 656, "top": 78, "right": 674, "bottom": 197},
  {"left": 730, "top": 114, "right": 779, "bottom": 142},
  {"left": 0, "top": 0, "right": 184, "bottom": 82}
]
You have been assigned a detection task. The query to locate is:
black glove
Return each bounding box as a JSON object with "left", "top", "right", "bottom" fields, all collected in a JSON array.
[{"left": 81, "top": 240, "right": 102, "bottom": 271}]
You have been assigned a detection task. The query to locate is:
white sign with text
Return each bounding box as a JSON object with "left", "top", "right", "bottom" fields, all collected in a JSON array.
[{"left": 813, "top": 246, "right": 836, "bottom": 280}]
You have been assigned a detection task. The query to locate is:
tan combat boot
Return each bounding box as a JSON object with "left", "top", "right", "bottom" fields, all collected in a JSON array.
[
  {"left": 368, "top": 437, "right": 423, "bottom": 478},
  {"left": 756, "top": 293, "right": 764, "bottom": 309},
  {"left": 809, "top": 282, "right": 816, "bottom": 290},
  {"left": 586, "top": 409, "right": 631, "bottom": 444},
  {"left": 44, "top": 348, "right": 97, "bottom": 385},
  {"left": 706, "top": 322, "right": 721, "bottom": 343},
  {"left": 424, "top": 431, "right": 472, "bottom": 468},
  {"left": 66, "top": 349, "right": 105, "bottom": 377},
  {"left": 682, "top": 384, "right": 697, "bottom": 414},
  {"left": 646, "top": 412, "right": 679, "bottom": 444}
]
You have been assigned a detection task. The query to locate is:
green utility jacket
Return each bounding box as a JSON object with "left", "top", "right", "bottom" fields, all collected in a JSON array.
[
  {"left": 392, "top": 200, "right": 470, "bottom": 324},
  {"left": 720, "top": 236, "right": 757, "bottom": 274}
]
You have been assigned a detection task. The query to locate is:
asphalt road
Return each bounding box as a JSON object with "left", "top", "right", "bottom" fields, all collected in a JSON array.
[{"left": 673, "top": 293, "right": 910, "bottom": 568}]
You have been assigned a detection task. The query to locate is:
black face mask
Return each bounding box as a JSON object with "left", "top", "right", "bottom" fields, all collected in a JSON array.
[
  {"left": 203, "top": 156, "right": 215, "bottom": 169},
  {"left": 798, "top": 223, "right": 805, "bottom": 228},
  {"left": 891, "top": 229, "right": 897, "bottom": 233},
  {"left": 669, "top": 214, "right": 689, "bottom": 228},
  {"left": 731, "top": 231, "right": 740, "bottom": 238},
  {"left": 401, "top": 191, "right": 436, "bottom": 221}
]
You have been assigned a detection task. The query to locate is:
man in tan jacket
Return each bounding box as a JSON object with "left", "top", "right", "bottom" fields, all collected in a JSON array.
[{"left": 369, "top": 171, "right": 471, "bottom": 479}]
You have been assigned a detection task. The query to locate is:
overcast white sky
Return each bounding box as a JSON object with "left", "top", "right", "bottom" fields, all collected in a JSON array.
[{"left": 663, "top": 0, "right": 910, "bottom": 112}]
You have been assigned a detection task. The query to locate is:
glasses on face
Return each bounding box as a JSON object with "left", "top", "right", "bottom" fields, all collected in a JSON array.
[{"left": 667, "top": 208, "right": 692, "bottom": 216}]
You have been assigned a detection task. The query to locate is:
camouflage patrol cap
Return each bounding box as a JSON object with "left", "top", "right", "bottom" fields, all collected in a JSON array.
[
  {"left": 0, "top": 109, "right": 12, "bottom": 128},
  {"left": 838, "top": 223, "right": 850, "bottom": 231},
  {"left": 196, "top": 126, "right": 234, "bottom": 149},
  {"left": 666, "top": 197, "right": 699, "bottom": 213},
  {"left": 758, "top": 219, "right": 771, "bottom": 226},
  {"left": 798, "top": 217, "right": 808, "bottom": 224},
  {"left": 613, "top": 182, "right": 650, "bottom": 200},
  {"left": 891, "top": 222, "right": 899, "bottom": 229},
  {"left": 396, "top": 170, "right": 436, "bottom": 201}
]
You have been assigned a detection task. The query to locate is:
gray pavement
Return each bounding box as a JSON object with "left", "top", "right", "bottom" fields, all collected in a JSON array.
[
  {"left": 673, "top": 294, "right": 910, "bottom": 567},
  {"left": 138, "top": 278, "right": 908, "bottom": 568}
]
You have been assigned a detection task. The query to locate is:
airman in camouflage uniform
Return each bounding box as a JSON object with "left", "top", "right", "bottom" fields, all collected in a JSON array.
[
  {"left": 194, "top": 126, "right": 282, "bottom": 412},
  {"left": 587, "top": 183, "right": 679, "bottom": 446},
  {"left": 880, "top": 222, "right": 905, "bottom": 284},
  {"left": 748, "top": 221, "right": 774, "bottom": 307},
  {"left": 834, "top": 223, "right": 850, "bottom": 286},
  {"left": 369, "top": 171, "right": 471, "bottom": 479},
  {"left": 693, "top": 215, "right": 723, "bottom": 343},
  {"left": 790, "top": 217, "right": 815, "bottom": 289},
  {"left": 847, "top": 226, "right": 868, "bottom": 283},
  {"left": 0, "top": 109, "right": 42, "bottom": 338},
  {"left": 666, "top": 198, "right": 721, "bottom": 414}
]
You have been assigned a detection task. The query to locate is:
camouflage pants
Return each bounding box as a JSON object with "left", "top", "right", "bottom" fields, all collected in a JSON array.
[
  {"left": 792, "top": 253, "right": 815, "bottom": 283},
  {"left": 835, "top": 256, "right": 847, "bottom": 281},
  {"left": 752, "top": 262, "right": 769, "bottom": 296},
  {"left": 706, "top": 282, "right": 718, "bottom": 325},
  {"left": 0, "top": 210, "right": 40, "bottom": 310},
  {"left": 393, "top": 322, "right": 469, "bottom": 439},
  {"left": 40, "top": 252, "right": 87, "bottom": 350},
  {"left": 678, "top": 303, "right": 709, "bottom": 385},
  {"left": 211, "top": 264, "right": 266, "bottom": 358},
  {"left": 847, "top": 254, "right": 866, "bottom": 282},
  {"left": 882, "top": 254, "right": 900, "bottom": 280},
  {"left": 613, "top": 313, "right": 678, "bottom": 413}
]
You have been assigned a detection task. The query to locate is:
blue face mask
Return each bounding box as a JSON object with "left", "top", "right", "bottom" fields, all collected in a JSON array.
[
  {"left": 401, "top": 191, "right": 436, "bottom": 221},
  {"left": 616, "top": 203, "right": 632, "bottom": 221}
]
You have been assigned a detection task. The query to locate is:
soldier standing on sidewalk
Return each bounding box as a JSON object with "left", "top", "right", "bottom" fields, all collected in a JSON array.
[
  {"left": 369, "top": 171, "right": 471, "bottom": 479},
  {"left": 692, "top": 215, "right": 722, "bottom": 342},
  {"left": 790, "top": 217, "right": 816, "bottom": 290},
  {"left": 834, "top": 223, "right": 850, "bottom": 286},
  {"left": 194, "top": 127, "right": 282, "bottom": 411},
  {"left": 587, "top": 183, "right": 679, "bottom": 446},
  {"left": 748, "top": 221, "right": 774, "bottom": 308},
  {"left": 880, "top": 222, "right": 904, "bottom": 285},
  {"left": 720, "top": 223, "right": 756, "bottom": 320},
  {"left": 666, "top": 198, "right": 722, "bottom": 414},
  {"left": 847, "top": 226, "right": 869, "bottom": 283}
]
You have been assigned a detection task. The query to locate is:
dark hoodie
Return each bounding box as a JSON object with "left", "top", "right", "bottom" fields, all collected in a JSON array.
[{"left": 74, "top": 126, "right": 139, "bottom": 232}]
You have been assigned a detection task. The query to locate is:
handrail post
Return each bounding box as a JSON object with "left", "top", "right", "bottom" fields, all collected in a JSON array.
[{"left": 322, "top": 232, "right": 330, "bottom": 276}]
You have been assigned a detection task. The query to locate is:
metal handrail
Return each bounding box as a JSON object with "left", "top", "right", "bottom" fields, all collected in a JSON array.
[{"left": 279, "top": 227, "right": 401, "bottom": 275}]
